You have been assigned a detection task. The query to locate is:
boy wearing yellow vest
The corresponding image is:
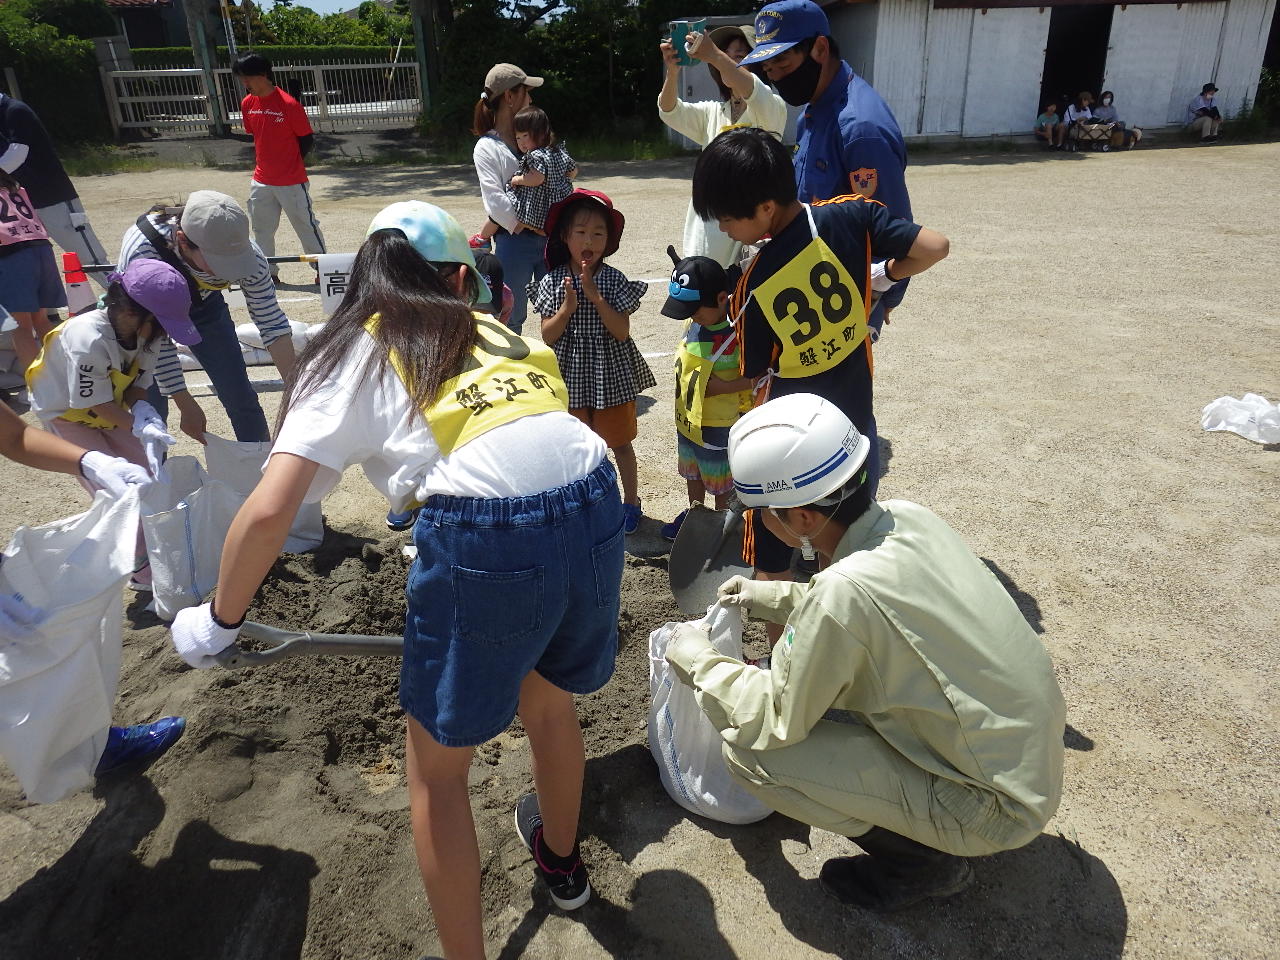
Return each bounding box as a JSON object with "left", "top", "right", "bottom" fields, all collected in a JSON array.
[
  {"left": 692, "top": 128, "right": 949, "bottom": 605},
  {"left": 660, "top": 245, "right": 751, "bottom": 541}
]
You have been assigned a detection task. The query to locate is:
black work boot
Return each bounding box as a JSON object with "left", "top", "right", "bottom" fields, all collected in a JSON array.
[{"left": 819, "top": 826, "right": 974, "bottom": 912}]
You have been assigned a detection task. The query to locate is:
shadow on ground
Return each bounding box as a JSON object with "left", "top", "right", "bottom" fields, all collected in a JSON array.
[
  {"left": 498, "top": 744, "right": 1126, "bottom": 959},
  {"left": 0, "top": 776, "right": 318, "bottom": 960}
]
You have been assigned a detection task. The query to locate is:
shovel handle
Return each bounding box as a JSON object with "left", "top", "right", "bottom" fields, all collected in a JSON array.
[{"left": 214, "top": 620, "right": 403, "bottom": 670}]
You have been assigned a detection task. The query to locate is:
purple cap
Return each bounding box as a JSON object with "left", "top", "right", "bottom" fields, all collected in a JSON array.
[{"left": 109, "top": 260, "right": 200, "bottom": 345}]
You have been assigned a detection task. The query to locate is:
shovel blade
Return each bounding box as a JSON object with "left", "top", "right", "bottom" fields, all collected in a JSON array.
[{"left": 668, "top": 504, "right": 752, "bottom": 616}]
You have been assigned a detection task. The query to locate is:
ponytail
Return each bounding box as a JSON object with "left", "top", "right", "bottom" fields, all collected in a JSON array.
[
  {"left": 279, "top": 230, "right": 478, "bottom": 433},
  {"left": 471, "top": 93, "right": 498, "bottom": 137}
]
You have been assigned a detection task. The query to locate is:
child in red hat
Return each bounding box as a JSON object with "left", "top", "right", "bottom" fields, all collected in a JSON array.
[{"left": 531, "top": 189, "right": 655, "bottom": 533}]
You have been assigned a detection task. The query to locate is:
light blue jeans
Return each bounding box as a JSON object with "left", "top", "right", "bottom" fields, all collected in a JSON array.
[{"left": 494, "top": 229, "right": 548, "bottom": 335}]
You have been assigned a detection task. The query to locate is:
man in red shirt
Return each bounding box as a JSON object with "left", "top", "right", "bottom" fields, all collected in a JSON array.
[{"left": 233, "top": 54, "right": 326, "bottom": 282}]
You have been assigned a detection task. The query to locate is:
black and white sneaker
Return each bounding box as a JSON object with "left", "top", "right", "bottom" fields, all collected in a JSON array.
[{"left": 514, "top": 793, "right": 591, "bottom": 910}]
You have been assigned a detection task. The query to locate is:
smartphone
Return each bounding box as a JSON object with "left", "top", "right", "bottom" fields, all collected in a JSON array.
[{"left": 669, "top": 18, "right": 707, "bottom": 67}]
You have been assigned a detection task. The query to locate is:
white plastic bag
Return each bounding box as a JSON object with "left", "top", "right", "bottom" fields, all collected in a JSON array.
[
  {"left": 0, "top": 491, "right": 140, "bottom": 803},
  {"left": 141, "top": 456, "right": 242, "bottom": 621},
  {"left": 1201, "top": 394, "right": 1280, "bottom": 445},
  {"left": 203, "top": 433, "right": 324, "bottom": 552},
  {"left": 647, "top": 602, "right": 772, "bottom": 824}
]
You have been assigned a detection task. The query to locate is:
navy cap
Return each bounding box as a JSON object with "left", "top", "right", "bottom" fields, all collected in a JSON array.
[
  {"left": 740, "top": 0, "right": 831, "bottom": 66},
  {"left": 660, "top": 245, "right": 729, "bottom": 320}
]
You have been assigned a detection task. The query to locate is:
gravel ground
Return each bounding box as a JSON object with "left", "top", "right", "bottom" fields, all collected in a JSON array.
[{"left": 1, "top": 140, "right": 1277, "bottom": 960}]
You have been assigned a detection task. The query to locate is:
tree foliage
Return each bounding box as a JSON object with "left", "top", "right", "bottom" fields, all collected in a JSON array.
[
  {"left": 262, "top": 0, "right": 411, "bottom": 46},
  {"left": 4, "top": 0, "right": 116, "bottom": 41}
]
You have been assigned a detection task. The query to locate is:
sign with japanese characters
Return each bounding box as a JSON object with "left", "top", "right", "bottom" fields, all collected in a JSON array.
[{"left": 317, "top": 253, "right": 357, "bottom": 317}]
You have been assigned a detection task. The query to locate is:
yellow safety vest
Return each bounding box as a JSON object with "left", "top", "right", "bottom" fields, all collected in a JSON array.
[
  {"left": 673, "top": 323, "right": 745, "bottom": 448},
  {"left": 25, "top": 325, "right": 141, "bottom": 429},
  {"left": 742, "top": 204, "right": 869, "bottom": 380},
  {"left": 372, "top": 312, "right": 569, "bottom": 457}
]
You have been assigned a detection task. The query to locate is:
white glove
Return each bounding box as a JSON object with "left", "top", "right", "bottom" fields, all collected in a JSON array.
[
  {"left": 0, "top": 593, "right": 47, "bottom": 637},
  {"left": 716, "top": 575, "right": 767, "bottom": 615},
  {"left": 79, "top": 450, "right": 152, "bottom": 498},
  {"left": 131, "top": 401, "right": 175, "bottom": 482},
  {"left": 170, "top": 602, "right": 239, "bottom": 669},
  {"left": 869, "top": 261, "right": 896, "bottom": 293}
]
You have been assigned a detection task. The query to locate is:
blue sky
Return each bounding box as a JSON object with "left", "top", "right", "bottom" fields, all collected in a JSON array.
[{"left": 279, "top": 0, "right": 361, "bottom": 15}]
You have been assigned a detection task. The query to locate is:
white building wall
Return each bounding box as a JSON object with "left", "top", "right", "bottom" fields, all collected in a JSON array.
[
  {"left": 920, "top": 7, "right": 974, "bottom": 135},
  {"left": 830, "top": 3, "right": 879, "bottom": 81},
  {"left": 1212, "top": 0, "right": 1278, "bottom": 117},
  {"left": 871, "top": 0, "right": 929, "bottom": 135},
  {"left": 1103, "top": 5, "right": 1186, "bottom": 128},
  {"left": 1167, "top": 2, "right": 1228, "bottom": 123},
  {"left": 958, "top": 8, "right": 1049, "bottom": 136}
]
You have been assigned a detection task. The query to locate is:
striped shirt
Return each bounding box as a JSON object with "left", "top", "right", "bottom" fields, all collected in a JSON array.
[{"left": 118, "top": 213, "right": 291, "bottom": 397}]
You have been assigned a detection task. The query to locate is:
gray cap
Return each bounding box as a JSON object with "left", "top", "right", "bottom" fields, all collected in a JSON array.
[{"left": 179, "top": 190, "right": 258, "bottom": 281}]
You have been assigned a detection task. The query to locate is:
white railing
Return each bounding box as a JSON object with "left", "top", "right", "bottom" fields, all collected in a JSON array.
[{"left": 104, "top": 61, "right": 421, "bottom": 136}]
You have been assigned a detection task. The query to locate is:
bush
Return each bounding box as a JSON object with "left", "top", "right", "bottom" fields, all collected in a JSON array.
[{"left": 0, "top": 6, "right": 110, "bottom": 143}]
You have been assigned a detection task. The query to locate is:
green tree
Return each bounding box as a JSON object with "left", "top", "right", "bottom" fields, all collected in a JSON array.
[{"left": 5, "top": 0, "right": 116, "bottom": 40}]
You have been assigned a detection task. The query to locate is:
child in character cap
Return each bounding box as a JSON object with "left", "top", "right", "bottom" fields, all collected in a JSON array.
[
  {"left": 660, "top": 244, "right": 751, "bottom": 541},
  {"left": 531, "top": 188, "right": 655, "bottom": 534}
]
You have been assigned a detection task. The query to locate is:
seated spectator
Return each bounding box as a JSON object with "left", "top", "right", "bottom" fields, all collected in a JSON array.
[
  {"left": 1034, "top": 103, "right": 1064, "bottom": 149},
  {"left": 1063, "top": 92, "right": 1095, "bottom": 130},
  {"left": 1093, "top": 91, "right": 1142, "bottom": 148},
  {"left": 1185, "top": 83, "right": 1222, "bottom": 142}
]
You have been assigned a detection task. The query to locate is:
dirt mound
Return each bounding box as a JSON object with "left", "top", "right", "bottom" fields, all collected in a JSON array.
[{"left": 0, "top": 530, "right": 702, "bottom": 960}]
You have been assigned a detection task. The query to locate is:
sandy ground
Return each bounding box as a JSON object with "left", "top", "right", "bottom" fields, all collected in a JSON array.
[{"left": 1, "top": 142, "right": 1278, "bottom": 960}]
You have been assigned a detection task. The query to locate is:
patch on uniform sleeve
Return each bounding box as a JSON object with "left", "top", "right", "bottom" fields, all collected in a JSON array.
[{"left": 849, "top": 167, "right": 878, "bottom": 195}]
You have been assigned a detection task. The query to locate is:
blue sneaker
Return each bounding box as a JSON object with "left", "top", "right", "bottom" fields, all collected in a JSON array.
[
  {"left": 95, "top": 717, "right": 186, "bottom": 776},
  {"left": 661, "top": 509, "right": 688, "bottom": 542},
  {"left": 386, "top": 507, "right": 419, "bottom": 531},
  {"left": 622, "top": 501, "right": 642, "bottom": 535}
]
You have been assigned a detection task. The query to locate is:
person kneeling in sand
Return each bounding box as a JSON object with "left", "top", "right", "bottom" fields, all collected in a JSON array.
[{"left": 665, "top": 393, "right": 1066, "bottom": 912}]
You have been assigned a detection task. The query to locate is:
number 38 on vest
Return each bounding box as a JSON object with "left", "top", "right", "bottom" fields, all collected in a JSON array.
[{"left": 750, "top": 231, "right": 867, "bottom": 379}]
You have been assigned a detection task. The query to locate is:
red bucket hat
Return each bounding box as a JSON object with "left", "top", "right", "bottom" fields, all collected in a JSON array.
[{"left": 544, "top": 189, "right": 626, "bottom": 270}]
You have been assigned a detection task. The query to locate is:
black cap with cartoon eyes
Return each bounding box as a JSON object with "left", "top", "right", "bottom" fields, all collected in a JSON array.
[{"left": 660, "top": 244, "right": 730, "bottom": 320}]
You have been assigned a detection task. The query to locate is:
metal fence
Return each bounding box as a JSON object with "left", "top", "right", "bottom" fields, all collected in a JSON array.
[{"left": 103, "top": 61, "right": 421, "bottom": 137}]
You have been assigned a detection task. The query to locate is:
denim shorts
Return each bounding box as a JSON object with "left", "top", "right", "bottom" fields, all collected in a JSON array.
[
  {"left": 0, "top": 243, "right": 68, "bottom": 312},
  {"left": 400, "top": 459, "right": 624, "bottom": 747}
]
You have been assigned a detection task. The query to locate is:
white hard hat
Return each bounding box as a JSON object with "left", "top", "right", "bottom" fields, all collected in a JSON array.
[{"left": 728, "top": 393, "right": 870, "bottom": 509}]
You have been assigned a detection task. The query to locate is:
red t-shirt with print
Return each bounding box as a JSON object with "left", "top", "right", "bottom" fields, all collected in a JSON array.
[{"left": 241, "top": 87, "right": 313, "bottom": 186}]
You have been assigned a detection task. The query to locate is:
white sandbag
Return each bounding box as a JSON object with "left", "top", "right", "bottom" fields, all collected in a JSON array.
[
  {"left": 1201, "top": 393, "right": 1280, "bottom": 445},
  {"left": 202, "top": 433, "right": 324, "bottom": 553},
  {"left": 235, "top": 319, "right": 311, "bottom": 350},
  {"left": 0, "top": 491, "right": 140, "bottom": 803},
  {"left": 141, "top": 456, "right": 243, "bottom": 621},
  {"left": 647, "top": 602, "right": 772, "bottom": 825}
]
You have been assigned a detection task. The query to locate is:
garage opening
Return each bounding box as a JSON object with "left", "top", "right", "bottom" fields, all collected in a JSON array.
[{"left": 1039, "top": 5, "right": 1116, "bottom": 113}]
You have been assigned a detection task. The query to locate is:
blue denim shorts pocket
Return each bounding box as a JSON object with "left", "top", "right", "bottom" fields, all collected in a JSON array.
[
  {"left": 452, "top": 564, "right": 544, "bottom": 646},
  {"left": 590, "top": 524, "right": 624, "bottom": 609}
]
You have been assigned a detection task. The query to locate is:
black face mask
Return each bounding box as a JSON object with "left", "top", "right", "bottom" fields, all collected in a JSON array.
[{"left": 771, "top": 53, "right": 824, "bottom": 106}]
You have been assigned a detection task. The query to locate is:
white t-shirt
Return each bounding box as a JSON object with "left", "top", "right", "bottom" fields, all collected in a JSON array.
[
  {"left": 658, "top": 74, "right": 789, "bottom": 267},
  {"left": 28, "top": 308, "right": 160, "bottom": 423},
  {"left": 1064, "top": 104, "right": 1094, "bottom": 124},
  {"left": 473, "top": 131, "right": 521, "bottom": 233},
  {"left": 271, "top": 330, "right": 607, "bottom": 508}
]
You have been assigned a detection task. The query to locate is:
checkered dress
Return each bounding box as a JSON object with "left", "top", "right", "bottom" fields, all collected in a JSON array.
[
  {"left": 530, "top": 263, "right": 656, "bottom": 410},
  {"left": 507, "top": 144, "right": 577, "bottom": 231}
]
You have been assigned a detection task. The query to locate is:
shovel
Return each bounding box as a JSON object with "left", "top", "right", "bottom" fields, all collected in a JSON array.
[
  {"left": 214, "top": 621, "right": 403, "bottom": 670},
  {"left": 668, "top": 501, "right": 752, "bottom": 616}
]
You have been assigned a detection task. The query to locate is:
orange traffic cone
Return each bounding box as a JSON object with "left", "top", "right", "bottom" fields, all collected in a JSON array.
[{"left": 63, "top": 251, "right": 98, "bottom": 316}]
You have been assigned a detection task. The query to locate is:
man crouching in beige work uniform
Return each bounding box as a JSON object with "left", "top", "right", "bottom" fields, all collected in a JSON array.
[{"left": 666, "top": 393, "right": 1065, "bottom": 912}]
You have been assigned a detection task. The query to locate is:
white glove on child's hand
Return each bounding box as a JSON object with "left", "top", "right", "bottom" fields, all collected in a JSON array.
[
  {"left": 0, "top": 593, "right": 47, "bottom": 637},
  {"left": 170, "top": 602, "right": 239, "bottom": 669},
  {"left": 716, "top": 575, "right": 768, "bottom": 615},
  {"left": 79, "top": 450, "right": 152, "bottom": 498},
  {"left": 131, "top": 401, "right": 175, "bottom": 482},
  {"left": 869, "top": 261, "right": 896, "bottom": 293}
]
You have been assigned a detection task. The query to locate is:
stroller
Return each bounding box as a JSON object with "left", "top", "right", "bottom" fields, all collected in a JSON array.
[{"left": 1067, "top": 119, "right": 1118, "bottom": 152}]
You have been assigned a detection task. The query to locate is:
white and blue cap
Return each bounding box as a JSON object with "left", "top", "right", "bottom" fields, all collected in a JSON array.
[
  {"left": 727, "top": 393, "right": 870, "bottom": 509},
  {"left": 366, "top": 201, "right": 492, "bottom": 306},
  {"left": 740, "top": 0, "right": 831, "bottom": 66}
]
